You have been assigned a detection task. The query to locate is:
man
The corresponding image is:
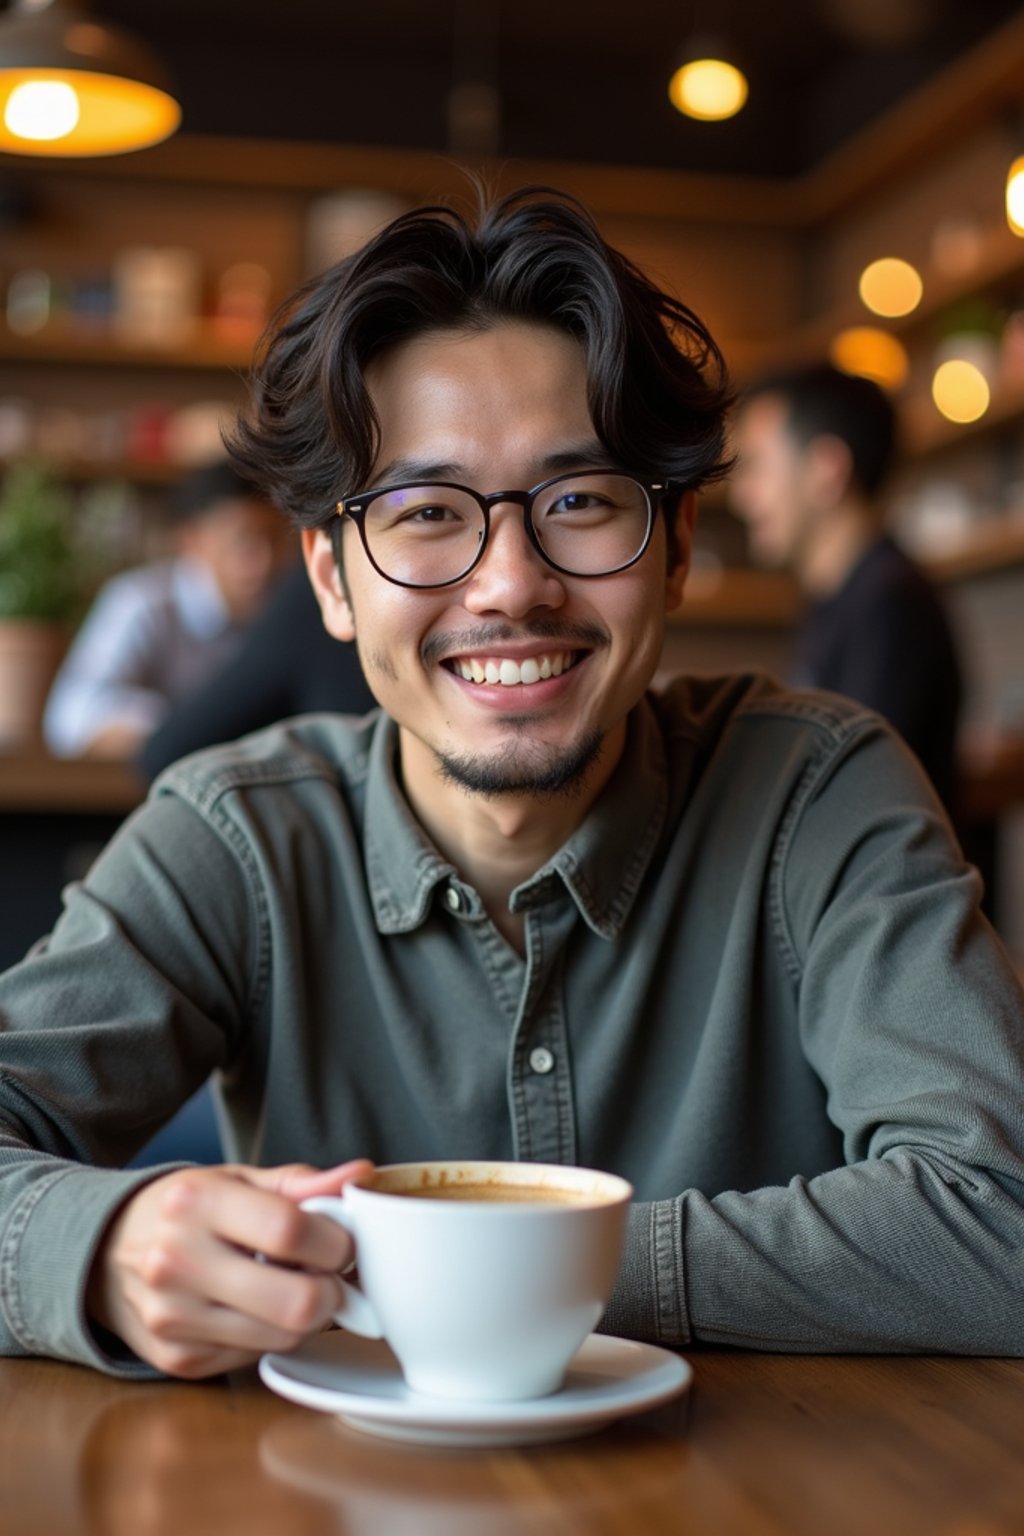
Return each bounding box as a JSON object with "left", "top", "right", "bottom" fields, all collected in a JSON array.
[
  {"left": 44, "top": 460, "right": 293, "bottom": 759},
  {"left": 729, "top": 365, "right": 963, "bottom": 811},
  {"left": 1, "top": 190, "right": 1022, "bottom": 1381}
]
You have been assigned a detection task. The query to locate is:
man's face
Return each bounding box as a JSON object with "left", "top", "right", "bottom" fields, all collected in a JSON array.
[
  {"left": 729, "top": 393, "right": 814, "bottom": 569},
  {"left": 305, "top": 321, "right": 692, "bottom": 805},
  {"left": 182, "top": 498, "right": 293, "bottom": 622}
]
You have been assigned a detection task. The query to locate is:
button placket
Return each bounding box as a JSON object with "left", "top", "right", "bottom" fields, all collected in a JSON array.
[{"left": 507, "top": 903, "right": 578, "bottom": 1164}]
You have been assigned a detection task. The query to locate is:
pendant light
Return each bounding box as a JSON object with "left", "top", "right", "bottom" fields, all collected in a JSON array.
[
  {"left": 0, "top": 0, "right": 180, "bottom": 157},
  {"left": 1007, "top": 155, "right": 1024, "bottom": 237},
  {"left": 669, "top": 41, "right": 748, "bottom": 123}
]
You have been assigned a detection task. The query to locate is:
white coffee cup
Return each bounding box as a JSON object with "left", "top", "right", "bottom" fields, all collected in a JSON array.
[{"left": 302, "top": 1160, "right": 632, "bottom": 1403}]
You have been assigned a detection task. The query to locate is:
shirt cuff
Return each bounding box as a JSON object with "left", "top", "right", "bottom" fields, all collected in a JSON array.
[
  {"left": 0, "top": 1161, "right": 187, "bottom": 1377},
  {"left": 597, "top": 1198, "right": 691, "bottom": 1346}
]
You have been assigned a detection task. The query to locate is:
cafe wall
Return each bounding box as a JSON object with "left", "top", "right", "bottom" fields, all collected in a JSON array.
[{"left": 1, "top": 40, "right": 1022, "bottom": 958}]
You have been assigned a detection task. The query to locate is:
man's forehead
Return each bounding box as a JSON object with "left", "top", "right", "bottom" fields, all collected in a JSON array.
[
  {"left": 363, "top": 323, "right": 602, "bottom": 487},
  {"left": 371, "top": 441, "right": 615, "bottom": 489}
]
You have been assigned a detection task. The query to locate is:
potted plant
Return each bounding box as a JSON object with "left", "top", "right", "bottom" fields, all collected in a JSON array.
[{"left": 0, "top": 461, "right": 84, "bottom": 749}]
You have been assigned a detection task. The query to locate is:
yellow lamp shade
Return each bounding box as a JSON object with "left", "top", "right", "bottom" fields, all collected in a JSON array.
[
  {"left": 829, "top": 327, "right": 909, "bottom": 391},
  {"left": 858, "top": 257, "right": 923, "bottom": 318},
  {"left": 931, "top": 359, "right": 990, "bottom": 424},
  {"left": 0, "top": 68, "right": 179, "bottom": 155},
  {"left": 0, "top": 2, "right": 180, "bottom": 157},
  {"left": 669, "top": 58, "right": 748, "bottom": 122}
]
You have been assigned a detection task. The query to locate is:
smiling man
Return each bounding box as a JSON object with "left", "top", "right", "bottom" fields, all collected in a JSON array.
[{"left": 1, "top": 189, "right": 1023, "bottom": 1380}]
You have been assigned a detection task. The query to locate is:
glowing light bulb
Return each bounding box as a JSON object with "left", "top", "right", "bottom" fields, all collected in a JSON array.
[
  {"left": 1006, "top": 156, "right": 1024, "bottom": 237},
  {"left": 858, "top": 257, "right": 923, "bottom": 318},
  {"left": 669, "top": 59, "right": 748, "bottom": 121},
  {"left": 931, "top": 359, "right": 990, "bottom": 424},
  {"left": 829, "top": 327, "right": 909, "bottom": 390},
  {"left": 4, "top": 80, "right": 81, "bottom": 142}
]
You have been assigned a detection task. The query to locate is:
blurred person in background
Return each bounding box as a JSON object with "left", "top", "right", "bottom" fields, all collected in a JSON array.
[
  {"left": 44, "top": 460, "right": 293, "bottom": 760},
  {"left": 139, "top": 559, "right": 375, "bottom": 781},
  {"left": 729, "top": 364, "right": 963, "bottom": 814}
]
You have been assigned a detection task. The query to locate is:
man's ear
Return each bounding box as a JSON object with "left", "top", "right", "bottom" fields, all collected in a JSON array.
[
  {"left": 665, "top": 490, "right": 697, "bottom": 613},
  {"left": 302, "top": 527, "right": 355, "bottom": 641}
]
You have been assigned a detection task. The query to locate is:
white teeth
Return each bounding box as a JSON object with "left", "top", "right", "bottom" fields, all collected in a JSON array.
[{"left": 453, "top": 651, "right": 574, "bottom": 686}]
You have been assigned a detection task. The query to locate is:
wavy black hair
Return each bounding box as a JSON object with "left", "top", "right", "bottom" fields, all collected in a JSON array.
[{"left": 228, "top": 185, "right": 735, "bottom": 532}]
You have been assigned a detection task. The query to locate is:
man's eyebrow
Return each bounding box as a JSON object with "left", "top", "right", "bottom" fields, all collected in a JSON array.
[{"left": 370, "top": 442, "right": 617, "bottom": 489}]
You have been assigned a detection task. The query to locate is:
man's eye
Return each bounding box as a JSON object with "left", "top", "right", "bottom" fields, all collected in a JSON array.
[
  {"left": 547, "top": 492, "right": 608, "bottom": 516},
  {"left": 405, "top": 503, "right": 462, "bottom": 525}
]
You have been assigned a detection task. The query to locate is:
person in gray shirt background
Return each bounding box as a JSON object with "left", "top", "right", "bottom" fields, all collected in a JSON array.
[
  {"left": 44, "top": 460, "right": 293, "bottom": 760},
  {"left": 1, "top": 187, "right": 1023, "bottom": 1381}
]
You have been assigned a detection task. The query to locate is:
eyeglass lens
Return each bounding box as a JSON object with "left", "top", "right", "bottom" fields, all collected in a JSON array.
[{"left": 360, "top": 473, "right": 651, "bottom": 586}]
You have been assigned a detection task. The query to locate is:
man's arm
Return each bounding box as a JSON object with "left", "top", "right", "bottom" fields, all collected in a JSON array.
[
  {"left": 604, "top": 721, "right": 1024, "bottom": 1353},
  {"left": 0, "top": 791, "right": 355, "bottom": 1375}
]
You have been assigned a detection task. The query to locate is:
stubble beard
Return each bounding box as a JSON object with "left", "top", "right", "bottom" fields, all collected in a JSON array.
[{"left": 435, "top": 722, "right": 605, "bottom": 800}]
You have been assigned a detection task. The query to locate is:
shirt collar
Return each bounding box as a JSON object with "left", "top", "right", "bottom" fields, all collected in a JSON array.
[{"left": 362, "top": 698, "right": 670, "bottom": 940}]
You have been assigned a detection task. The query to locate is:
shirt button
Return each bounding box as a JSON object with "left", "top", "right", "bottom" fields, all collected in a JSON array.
[
  {"left": 529, "top": 1047, "right": 555, "bottom": 1075},
  {"left": 445, "top": 885, "right": 462, "bottom": 912}
]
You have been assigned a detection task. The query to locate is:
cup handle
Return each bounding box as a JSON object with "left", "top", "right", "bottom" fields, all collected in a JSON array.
[{"left": 300, "top": 1195, "right": 385, "bottom": 1339}]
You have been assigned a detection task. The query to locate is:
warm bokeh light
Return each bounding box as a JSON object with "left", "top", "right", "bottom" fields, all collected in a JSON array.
[
  {"left": 0, "top": 70, "right": 180, "bottom": 156},
  {"left": 829, "top": 326, "right": 909, "bottom": 390},
  {"left": 3, "top": 79, "right": 79, "bottom": 141},
  {"left": 858, "top": 257, "right": 923, "bottom": 318},
  {"left": 931, "top": 358, "right": 991, "bottom": 424},
  {"left": 668, "top": 59, "right": 748, "bottom": 121},
  {"left": 1006, "top": 156, "right": 1024, "bottom": 237}
]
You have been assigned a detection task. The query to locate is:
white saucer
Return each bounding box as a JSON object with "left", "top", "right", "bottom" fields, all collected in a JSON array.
[{"left": 259, "top": 1331, "right": 691, "bottom": 1447}]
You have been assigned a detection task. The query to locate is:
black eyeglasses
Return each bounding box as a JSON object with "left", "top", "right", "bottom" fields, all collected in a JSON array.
[{"left": 335, "top": 470, "right": 669, "bottom": 589}]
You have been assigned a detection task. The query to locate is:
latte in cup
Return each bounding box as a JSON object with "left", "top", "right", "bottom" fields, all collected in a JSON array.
[
  {"left": 302, "top": 1160, "right": 632, "bottom": 1403},
  {"left": 391, "top": 1183, "right": 596, "bottom": 1204}
]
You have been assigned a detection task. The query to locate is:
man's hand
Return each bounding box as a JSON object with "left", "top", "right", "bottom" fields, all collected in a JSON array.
[{"left": 85, "top": 1161, "right": 373, "bottom": 1378}]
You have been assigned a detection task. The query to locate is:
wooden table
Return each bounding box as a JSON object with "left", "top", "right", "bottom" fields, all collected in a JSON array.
[{"left": 3, "top": 1352, "right": 1024, "bottom": 1535}]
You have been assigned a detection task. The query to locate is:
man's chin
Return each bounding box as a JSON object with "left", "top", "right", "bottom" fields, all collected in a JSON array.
[{"left": 435, "top": 730, "right": 604, "bottom": 800}]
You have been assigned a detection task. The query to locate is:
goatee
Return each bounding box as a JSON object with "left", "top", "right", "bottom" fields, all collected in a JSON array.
[{"left": 436, "top": 730, "right": 604, "bottom": 799}]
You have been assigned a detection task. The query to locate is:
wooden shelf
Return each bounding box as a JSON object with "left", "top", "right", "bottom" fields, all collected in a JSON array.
[
  {"left": 917, "top": 517, "right": 1024, "bottom": 581},
  {"left": 752, "top": 227, "right": 1024, "bottom": 381},
  {"left": 0, "top": 751, "right": 144, "bottom": 813},
  {"left": 902, "top": 377, "right": 1024, "bottom": 458},
  {"left": 671, "top": 567, "right": 799, "bottom": 627},
  {"left": 0, "top": 326, "right": 256, "bottom": 372},
  {"left": 0, "top": 457, "right": 194, "bottom": 484},
  {"left": 670, "top": 518, "right": 1024, "bottom": 630}
]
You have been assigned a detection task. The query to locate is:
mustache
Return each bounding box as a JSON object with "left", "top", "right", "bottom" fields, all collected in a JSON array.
[{"left": 422, "top": 620, "right": 609, "bottom": 665}]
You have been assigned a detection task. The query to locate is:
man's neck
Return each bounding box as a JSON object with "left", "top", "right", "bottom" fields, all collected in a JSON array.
[
  {"left": 798, "top": 501, "right": 882, "bottom": 599},
  {"left": 397, "top": 725, "right": 625, "bottom": 954}
]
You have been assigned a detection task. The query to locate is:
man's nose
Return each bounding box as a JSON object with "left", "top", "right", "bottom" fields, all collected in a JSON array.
[{"left": 462, "top": 502, "right": 565, "bottom": 617}]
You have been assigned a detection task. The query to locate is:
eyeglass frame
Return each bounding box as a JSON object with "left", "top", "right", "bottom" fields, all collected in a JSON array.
[{"left": 332, "top": 470, "right": 673, "bottom": 590}]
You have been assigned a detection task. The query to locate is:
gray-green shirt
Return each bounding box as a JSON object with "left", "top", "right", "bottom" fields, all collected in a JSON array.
[{"left": 2, "top": 673, "right": 1024, "bottom": 1372}]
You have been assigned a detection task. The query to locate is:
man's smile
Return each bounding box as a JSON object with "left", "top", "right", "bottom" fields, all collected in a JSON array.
[{"left": 445, "top": 649, "right": 582, "bottom": 686}]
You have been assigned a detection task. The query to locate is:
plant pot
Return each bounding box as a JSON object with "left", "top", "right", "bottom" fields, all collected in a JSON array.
[{"left": 0, "top": 619, "right": 67, "bottom": 750}]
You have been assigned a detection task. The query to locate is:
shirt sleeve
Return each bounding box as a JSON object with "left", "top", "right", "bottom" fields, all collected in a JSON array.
[
  {"left": 44, "top": 576, "right": 171, "bottom": 756},
  {"left": 0, "top": 791, "right": 257, "bottom": 1371},
  {"left": 604, "top": 720, "right": 1024, "bottom": 1353}
]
